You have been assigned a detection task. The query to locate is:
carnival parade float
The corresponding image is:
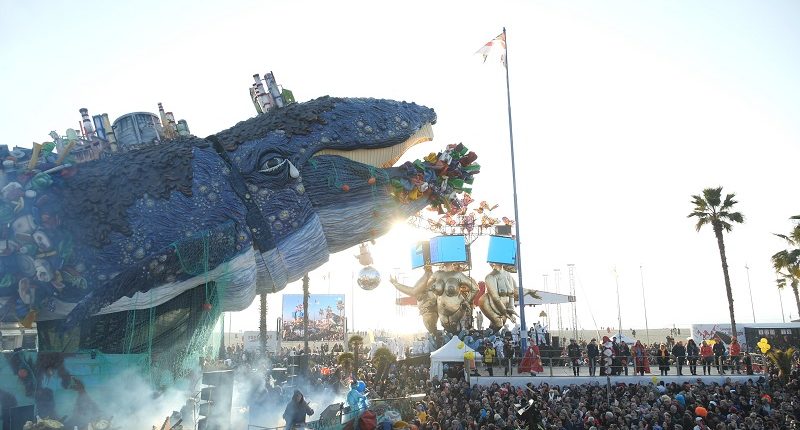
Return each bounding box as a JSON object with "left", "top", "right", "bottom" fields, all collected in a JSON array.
[{"left": 0, "top": 72, "right": 481, "bottom": 428}]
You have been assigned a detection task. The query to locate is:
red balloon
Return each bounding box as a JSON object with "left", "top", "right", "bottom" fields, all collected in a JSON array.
[
  {"left": 17, "top": 369, "right": 28, "bottom": 379},
  {"left": 202, "top": 303, "right": 212, "bottom": 311}
]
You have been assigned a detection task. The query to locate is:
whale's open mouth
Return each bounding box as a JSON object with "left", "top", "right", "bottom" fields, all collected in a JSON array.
[{"left": 313, "top": 122, "right": 434, "bottom": 168}]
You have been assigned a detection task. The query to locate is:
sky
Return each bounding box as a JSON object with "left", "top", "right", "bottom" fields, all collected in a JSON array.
[{"left": 2, "top": 0, "right": 800, "bottom": 336}]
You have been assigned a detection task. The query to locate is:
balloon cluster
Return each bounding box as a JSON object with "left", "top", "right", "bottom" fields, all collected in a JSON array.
[{"left": 757, "top": 337, "right": 771, "bottom": 353}]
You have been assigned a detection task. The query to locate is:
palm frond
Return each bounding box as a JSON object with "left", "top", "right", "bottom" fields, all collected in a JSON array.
[
  {"left": 690, "top": 195, "right": 708, "bottom": 212},
  {"left": 774, "top": 233, "right": 794, "bottom": 245},
  {"left": 772, "top": 250, "right": 791, "bottom": 271},
  {"left": 719, "top": 220, "right": 734, "bottom": 232},
  {"left": 702, "top": 187, "right": 723, "bottom": 207},
  {"left": 721, "top": 193, "right": 738, "bottom": 211},
  {"left": 727, "top": 212, "right": 744, "bottom": 223},
  {"left": 695, "top": 217, "right": 711, "bottom": 232}
]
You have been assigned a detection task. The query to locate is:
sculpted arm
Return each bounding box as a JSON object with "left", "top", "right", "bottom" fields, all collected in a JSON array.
[{"left": 390, "top": 266, "right": 432, "bottom": 296}]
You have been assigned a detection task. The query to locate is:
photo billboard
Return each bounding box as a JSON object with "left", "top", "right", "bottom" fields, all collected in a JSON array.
[{"left": 281, "top": 294, "right": 346, "bottom": 341}]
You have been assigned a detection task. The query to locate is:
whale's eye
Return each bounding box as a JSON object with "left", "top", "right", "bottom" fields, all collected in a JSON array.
[{"left": 260, "top": 157, "right": 287, "bottom": 173}]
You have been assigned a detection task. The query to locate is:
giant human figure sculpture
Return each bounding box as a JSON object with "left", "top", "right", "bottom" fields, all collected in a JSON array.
[
  {"left": 479, "top": 264, "right": 519, "bottom": 330},
  {"left": 391, "top": 265, "right": 479, "bottom": 334},
  {"left": 390, "top": 267, "right": 438, "bottom": 334}
]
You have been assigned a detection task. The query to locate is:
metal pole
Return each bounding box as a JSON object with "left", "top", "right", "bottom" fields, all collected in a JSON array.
[
  {"left": 778, "top": 287, "right": 786, "bottom": 323},
  {"left": 640, "top": 266, "right": 651, "bottom": 344},
  {"left": 351, "top": 271, "right": 355, "bottom": 335},
  {"left": 502, "top": 27, "right": 529, "bottom": 352},
  {"left": 745, "top": 265, "right": 756, "bottom": 323},
  {"left": 614, "top": 268, "right": 622, "bottom": 337}
]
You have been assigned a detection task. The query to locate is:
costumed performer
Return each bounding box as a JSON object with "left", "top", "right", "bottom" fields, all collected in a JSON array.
[
  {"left": 518, "top": 343, "right": 543, "bottom": 376},
  {"left": 599, "top": 336, "right": 613, "bottom": 376},
  {"left": 345, "top": 380, "right": 369, "bottom": 429},
  {"left": 632, "top": 340, "right": 650, "bottom": 376}
]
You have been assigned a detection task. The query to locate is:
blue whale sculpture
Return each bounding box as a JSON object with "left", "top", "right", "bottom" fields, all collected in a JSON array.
[{"left": 0, "top": 96, "right": 480, "bottom": 330}]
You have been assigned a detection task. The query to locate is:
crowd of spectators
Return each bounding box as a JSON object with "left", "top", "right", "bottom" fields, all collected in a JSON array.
[
  {"left": 236, "top": 337, "right": 799, "bottom": 430},
  {"left": 363, "top": 363, "right": 799, "bottom": 429}
]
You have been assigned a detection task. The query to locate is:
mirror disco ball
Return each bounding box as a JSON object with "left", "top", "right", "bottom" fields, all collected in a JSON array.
[{"left": 357, "top": 266, "right": 381, "bottom": 290}]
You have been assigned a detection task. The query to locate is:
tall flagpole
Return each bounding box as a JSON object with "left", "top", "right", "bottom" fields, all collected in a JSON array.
[
  {"left": 640, "top": 265, "right": 651, "bottom": 344},
  {"left": 502, "top": 27, "right": 529, "bottom": 352}
]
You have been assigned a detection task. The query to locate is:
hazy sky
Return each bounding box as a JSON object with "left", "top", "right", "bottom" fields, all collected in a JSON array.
[{"left": 2, "top": 0, "right": 800, "bottom": 335}]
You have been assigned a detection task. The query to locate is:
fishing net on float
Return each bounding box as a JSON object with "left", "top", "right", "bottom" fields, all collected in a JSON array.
[{"left": 36, "top": 229, "right": 231, "bottom": 389}]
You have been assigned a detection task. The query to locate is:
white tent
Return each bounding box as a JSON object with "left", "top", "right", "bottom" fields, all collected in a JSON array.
[{"left": 429, "top": 336, "right": 483, "bottom": 379}]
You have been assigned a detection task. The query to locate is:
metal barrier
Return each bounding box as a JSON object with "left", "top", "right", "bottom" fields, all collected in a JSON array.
[{"left": 475, "top": 353, "right": 765, "bottom": 377}]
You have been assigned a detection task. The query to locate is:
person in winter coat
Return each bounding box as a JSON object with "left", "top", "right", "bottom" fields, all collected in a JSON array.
[
  {"left": 700, "top": 341, "right": 713, "bottom": 375},
  {"left": 657, "top": 343, "right": 670, "bottom": 376},
  {"left": 567, "top": 339, "right": 582, "bottom": 376},
  {"left": 729, "top": 338, "right": 742, "bottom": 374},
  {"left": 672, "top": 341, "right": 687, "bottom": 375},
  {"left": 587, "top": 339, "right": 599, "bottom": 376},
  {"left": 483, "top": 342, "right": 496, "bottom": 376},
  {"left": 686, "top": 339, "right": 700, "bottom": 376},
  {"left": 283, "top": 390, "right": 314, "bottom": 429},
  {"left": 618, "top": 341, "right": 631, "bottom": 376},
  {"left": 503, "top": 339, "right": 515, "bottom": 376},
  {"left": 712, "top": 338, "right": 727, "bottom": 374},
  {"left": 632, "top": 340, "right": 650, "bottom": 376}
]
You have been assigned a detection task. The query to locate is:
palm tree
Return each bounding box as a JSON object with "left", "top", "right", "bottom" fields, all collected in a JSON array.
[
  {"left": 259, "top": 292, "right": 268, "bottom": 356},
  {"left": 337, "top": 352, "right": 354, "bottom": 376},
  {"left": 688, "top": 187, "right": 744, "bottom": 337},
  {"left": 348, "top": 334, "right": 364, "bottom": 378},
  {"left": 765, "top": 347, "right": 796, "bottom": 382},
  {"left": 372, "top": 347, "right": 397, "bottom": 383},
  {"left": 302, "top": 274, "right": 310, "bottom": 355},
  {"left": 772, "top": 216, "right": 800, "bottom": 317}
]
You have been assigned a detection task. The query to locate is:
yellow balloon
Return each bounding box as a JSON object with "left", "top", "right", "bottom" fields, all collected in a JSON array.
[
  {"left": 651, "top": 376, "right": 658, "bottom": 384},
  {"left": 760, "top": 338, "right": 768, "bottom": 344},
  {"left": 707, "top": 339, "right": 716, "bottom": 346},
  {"left": 464, "top": 351, "right": 475, "bottom": 360},
  {"left": 457, "top": 342, "right": 465, "bottom": 349}
]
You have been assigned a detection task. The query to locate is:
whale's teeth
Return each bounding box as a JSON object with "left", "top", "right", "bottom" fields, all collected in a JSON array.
[{"left": 313, "top": 122, "right": 433, "bottom": 168}]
